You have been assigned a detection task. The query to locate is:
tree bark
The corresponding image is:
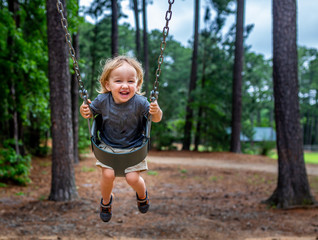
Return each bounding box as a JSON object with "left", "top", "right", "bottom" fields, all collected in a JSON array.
[
  {"left": 133, "top": 0, "right": 141, "bottom": 59},
  {"left": 194, "top": 36, "right": 207, "bottom": 151},
  {"left": 230, "top": 0, "right": 245, "bottom": 153},
  {"left": 265, "top": 0, "right": 315, "bottom": 208},
  {"left": 183, "top": 0, "right": 200, "bottom": 150},
  {"left": 142, "top": 0, "right": 149, "bottom": 96},
  {"left": 89, "top": 20, "right": 97, "bottom": 99},
  {"left": 8, "top": 0, "right": 21, "bottom": 155},
  {"left": 111, "top": 0, "right": 118, "bottom": 57},
  {"left": 46, "top": 0, "right": 78, "bottom": 201},
  {"left": 72, "top": 30, "right": 79, "bottom": 164}
]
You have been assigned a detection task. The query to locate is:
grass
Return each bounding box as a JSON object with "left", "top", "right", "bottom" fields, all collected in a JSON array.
[
  {"left": 269, "top": 151, "right": 318, "bottom": 164},
  {"left": 81, "top": 166, "right": 95, "bottom": 172},
  {"left": 147, "top": 170, "right": 158, "bottom": 176}
]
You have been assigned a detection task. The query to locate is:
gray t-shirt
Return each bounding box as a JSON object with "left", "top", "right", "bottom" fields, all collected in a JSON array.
[{"left": 90, "top": 93, "right": 150, "bottom": 148}]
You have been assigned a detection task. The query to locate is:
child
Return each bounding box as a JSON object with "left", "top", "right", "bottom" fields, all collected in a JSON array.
[{"left": 80, "top": 55, "right": 162, "bottom": 222}]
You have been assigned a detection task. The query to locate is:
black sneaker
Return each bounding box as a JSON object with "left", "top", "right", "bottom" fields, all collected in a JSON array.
[
  {"left": 100, "top": 194, "right": 113, "bottom": 222},
  {"left": 136, "top": 190, "right": 149, "bottom": 214}
]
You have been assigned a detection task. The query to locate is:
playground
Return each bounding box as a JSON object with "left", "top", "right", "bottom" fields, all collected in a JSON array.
[{"left": 1, "top": 151, "right": 318, "bottom": 240}]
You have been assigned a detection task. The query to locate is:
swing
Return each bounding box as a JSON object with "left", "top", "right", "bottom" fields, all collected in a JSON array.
[{"left": 56, "top": 0, "right": 174, "bottom": 176}]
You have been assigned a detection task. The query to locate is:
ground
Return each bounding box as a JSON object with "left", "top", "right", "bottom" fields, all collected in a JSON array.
[{"left": 1, "top": 151, "right": 318, "bottom": 240}]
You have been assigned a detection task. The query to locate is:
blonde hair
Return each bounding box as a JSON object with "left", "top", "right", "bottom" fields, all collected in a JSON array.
[{"left": 98, "top": 55, "right": 144, "bottom": 94}]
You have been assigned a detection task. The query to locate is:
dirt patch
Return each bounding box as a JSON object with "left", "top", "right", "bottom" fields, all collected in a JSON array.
[{"left": 1, "top": 151, "right": 318, "bottom": 239}]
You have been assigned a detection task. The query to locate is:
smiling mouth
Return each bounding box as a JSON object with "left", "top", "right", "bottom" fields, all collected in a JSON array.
[{"left": 120, "top": 92, "right": 130, "bottom": 95}]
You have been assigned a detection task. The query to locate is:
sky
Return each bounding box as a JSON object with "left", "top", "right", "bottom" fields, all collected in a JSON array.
[{"left": 79, "top": 0, "right": 318, "bottom": 59}]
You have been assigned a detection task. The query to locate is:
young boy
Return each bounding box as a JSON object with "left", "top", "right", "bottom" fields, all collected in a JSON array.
[{"left": 80, "top": 55, "right": 162, "bottom": 222}]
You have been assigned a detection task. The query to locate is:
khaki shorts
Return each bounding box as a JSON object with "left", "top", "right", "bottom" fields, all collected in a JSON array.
[{"left": 95, "top": 142, "right": 148, "bottom": 174}]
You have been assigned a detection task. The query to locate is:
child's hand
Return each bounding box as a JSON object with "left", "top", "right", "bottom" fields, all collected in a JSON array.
[
  {"left": 80, "top": 100, "right": 92, "bottom": 119},
  {"left": 149, "top": 101, "right": 160, "bottom": 115},
  {"left": 149, "top": 101, "right": 162, "bottom": 122}
]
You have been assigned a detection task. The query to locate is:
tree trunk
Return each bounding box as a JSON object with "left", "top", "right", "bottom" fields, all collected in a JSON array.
[
  {"left": 133, "top": 0, "right": 141, "bottom": 59},
  {"left": 308, "top": 115, "right": 314, "bottom": 145},
  {"left": 230, "top": 0, "right": 245, "bottom": 153},
  {"left": 265, "top": 0, "right": 315, "bottom": 208},
  {"left": 183, "top": 0, "right": 200, "bottom": 150},
  {"left": 303, "top": 111, "right": 310, "bottom": 145},
  {"left": 46, "top": 0, "right": 78, "bottom": 201},
  {"left": 89, "top": 21, "right": 98, "bottom": 99},
  {"left": 72, "top": 30, "right": 79, "bottom": 164},
  {"left": 315, "top": 91, "right": 318, "bottom": 146},
  {"left": 111, "top": 0, "right": 118, "bottom": 57},
  {"left": 194, "top": 85, "right": 204, "bottom": 151},
  {"left": 8, "top": 0, "right": 21, "bottom": 155},
  {"left": 314, "top": 116, "right": 318, "bottom": 146},
  {"left": 194, "top": 38, "right": 207, "bottom": 151},
  {"left": 70, "top": 0, "right": 80, "bottom": 164},
  {"left": 10, "top": 83, "right": 20, "bottom": 155},
  {"left": 142, "top": 0, "right": 149, "bottom": 96}
]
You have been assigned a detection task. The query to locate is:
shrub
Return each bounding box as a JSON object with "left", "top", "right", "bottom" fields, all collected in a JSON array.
[
  {"left": 258, "top": 141, "right": 276, "bottom": 156},
  {"left": 0, "top": 145, "right": 31, "bottom": 185}
]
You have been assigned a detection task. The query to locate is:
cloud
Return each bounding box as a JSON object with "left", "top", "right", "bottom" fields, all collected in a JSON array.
[
  {"left": 245, "top": 0, "right": 272, "bottom": 58},
  {"left": 298, "top": 1, "right": 318, "bottom": 49}
]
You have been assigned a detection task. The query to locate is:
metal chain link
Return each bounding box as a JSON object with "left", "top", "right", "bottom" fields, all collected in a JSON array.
[
  {"left": 150, "top": 0, "right": 174, "bottom": 102},
  {"left": 56, "top": 0, "right": 89, "bottom": 104}
]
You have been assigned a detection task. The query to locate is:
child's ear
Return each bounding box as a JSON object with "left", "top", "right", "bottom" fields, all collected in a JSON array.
[
  {"left": 105, "top": 82, "right": 111, "bottom": 91},
  {"left": 137, "top": 81, "right": 142, "bottom": 91}
]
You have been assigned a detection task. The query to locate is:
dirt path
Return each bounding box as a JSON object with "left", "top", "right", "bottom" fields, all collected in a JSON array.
[
  {"left": 85, "top": 151, "right": 318, "bottom": 176},
  {"left": 148, "top": 154, "right": 318, "bottom": 176}
]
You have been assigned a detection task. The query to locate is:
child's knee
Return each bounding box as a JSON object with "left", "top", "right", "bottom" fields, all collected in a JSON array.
[
  {"left": 125, "top": 172, "right": 140, "bottom": 186},
  {"left": 101, "top": 168, "right": 115, "bottom": 181}
]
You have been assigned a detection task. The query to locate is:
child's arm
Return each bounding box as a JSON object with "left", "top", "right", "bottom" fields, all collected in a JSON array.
[
  {"left": 80, "top": 100, "right": 93, "bottom": 119},
  {"left": 149, "top": 101, "right": 163, "bottom": 123}
]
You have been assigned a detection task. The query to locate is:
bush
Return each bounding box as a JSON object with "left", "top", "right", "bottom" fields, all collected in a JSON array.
[
  {"left": 78, "top": 125, "right": 92, "bottom": 153},
  {"left": 258, "top": 141, "right": 276, "bottom": 156},
  {"left": 0, "top": 145, "right": 31, "bottom": 185}
]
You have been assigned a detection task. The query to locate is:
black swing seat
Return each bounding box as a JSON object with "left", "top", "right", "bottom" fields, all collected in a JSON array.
[{"left": 90, "top": 114, "right": 151, "bottom": 177}]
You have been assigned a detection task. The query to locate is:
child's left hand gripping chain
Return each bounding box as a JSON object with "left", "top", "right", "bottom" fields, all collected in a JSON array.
[{"left": 149, "top": 101, "right": 162, "bottom": 123}]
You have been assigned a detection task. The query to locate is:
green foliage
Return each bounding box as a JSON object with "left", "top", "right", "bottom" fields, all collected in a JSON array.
[
  {"left": 151, "top": 119, "right": 184, "bottom": 150},
  {"left": 0, "top": 141, "right": 31, "bottom": 185},
  {"left": 0, "top": 0, "right": 50, "bottom": 155},
  {"left": 298, "top": 47, "right": 318, "bottom": 146},
  {"left": 151, "top": 122, "right": 176, "bottom": 150},
  {"left": 258, "top": 141, "right": 276, "bottom": 156},
  {"left": 78, "top": 118, "right": 92, "bottom": 152},
  {"left": 242, "top": 52, "right": 273, "bottom": 132}
]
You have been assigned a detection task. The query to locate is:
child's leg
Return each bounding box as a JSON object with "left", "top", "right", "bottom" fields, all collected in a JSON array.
[
  {"left": 126, "top": 171, "right": 149, "bottom": 213},
  {"left": 100, "top": 168, "right": 115, "bottom": 205},
  {"left": 125, "top": 171, "right": 146, "bottom": 198}
]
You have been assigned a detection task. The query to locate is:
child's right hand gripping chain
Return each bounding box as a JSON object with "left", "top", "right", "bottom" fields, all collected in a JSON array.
[
  {"left": 80, "top": 100, "right": 93, "bottom": 119},
  {"left": 149, "top": 100, "right": 162, "bottom": 123}
]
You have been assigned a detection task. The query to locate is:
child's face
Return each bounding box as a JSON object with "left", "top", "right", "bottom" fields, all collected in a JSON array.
[{"left": 106, "top": 62, "right": 139, "bottom": 104}]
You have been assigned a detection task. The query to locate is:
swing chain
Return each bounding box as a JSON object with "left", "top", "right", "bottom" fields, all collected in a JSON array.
[
  {"left": 56, "top": 0, "right": 173, "bottom": 104},
  {"left": 56, "top": 0, "right": 89, "bottom": 103},
  {"left": 150, "top": 0, "right": 174, "bottom": 102}
]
